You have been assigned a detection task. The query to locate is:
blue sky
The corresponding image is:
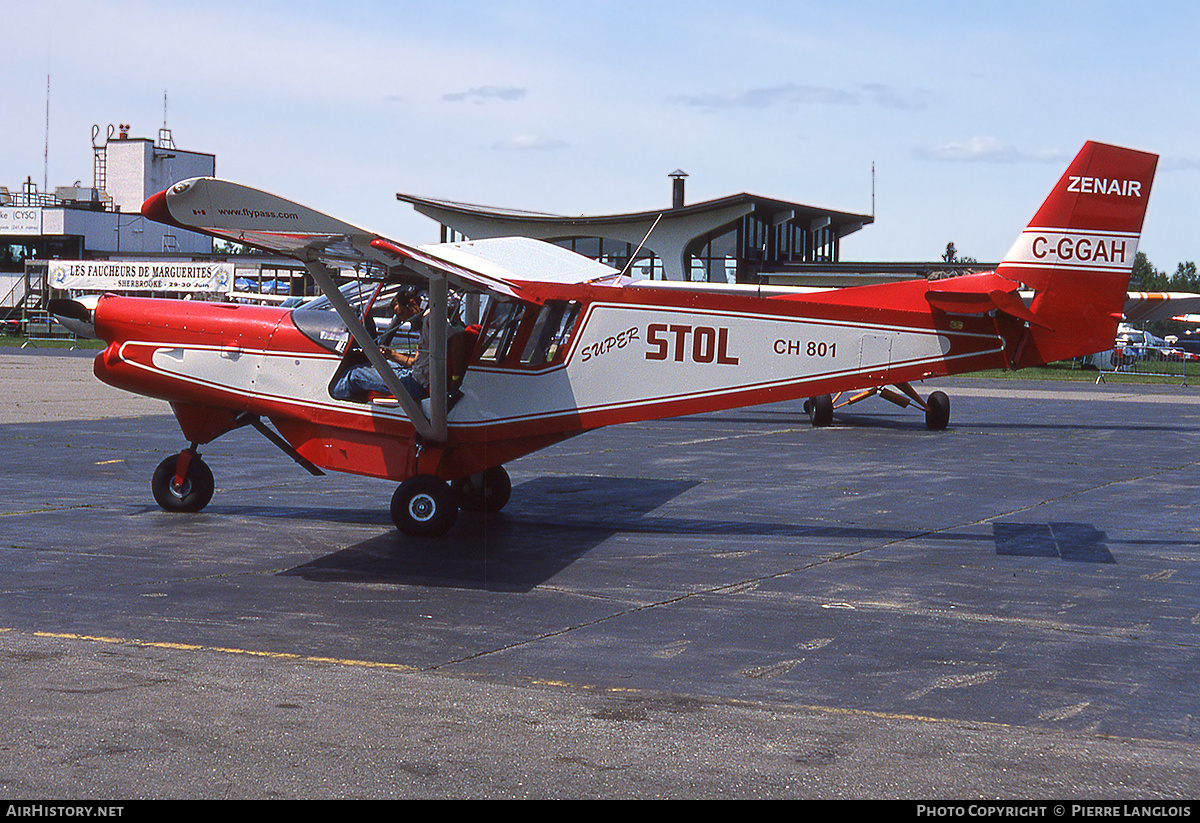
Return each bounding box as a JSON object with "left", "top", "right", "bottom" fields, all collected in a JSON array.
[{"left": 3, "top": 0, "right": 1196, "bottom": 269}]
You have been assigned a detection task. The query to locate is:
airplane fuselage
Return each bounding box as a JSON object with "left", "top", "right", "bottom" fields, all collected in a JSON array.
[{"left": 93, "top": 276, "right": 1020, "bottom": 485}]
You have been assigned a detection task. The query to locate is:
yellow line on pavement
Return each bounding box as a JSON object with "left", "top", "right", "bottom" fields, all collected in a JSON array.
[{"left": 29, "top": 630, "right": 419, "bottom": 672}]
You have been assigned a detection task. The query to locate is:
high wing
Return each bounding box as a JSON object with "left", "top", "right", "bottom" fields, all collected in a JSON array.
[
  {"left": 141, "top": 177, "right": 618, "bottom": 302},
  {"left": 141, "top": 177, "right": 619, "bottom": 442}
]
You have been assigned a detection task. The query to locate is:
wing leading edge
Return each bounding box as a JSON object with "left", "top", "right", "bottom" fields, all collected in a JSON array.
[
  {"left": 140, "top": 176, "right": 624, "bottom": 444},
  {"left": 141, "top": 177, "right": 614, "bottom": 301}
]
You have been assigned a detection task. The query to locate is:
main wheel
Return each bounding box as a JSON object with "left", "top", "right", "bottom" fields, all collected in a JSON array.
[
  {"left": 453, "top": 465, "right": 512, "bottom": 514},
  {"left": 924, "top": 391, "right": 951, "bottom": 431},
  {"left": 151, "top": 453, "right": 215, "bottom": 513},
  {"left": 391, "top": 475, "right": 458, "bottom": 536},
  {"left": 807, "top": 394, "right": 834, "bottom": 427}
]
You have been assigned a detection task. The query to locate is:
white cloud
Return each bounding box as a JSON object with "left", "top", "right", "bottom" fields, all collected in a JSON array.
[
  {"left": 860, "top": 83, "right": 928, "bottom": 111},
  {"left": 442, "top": 86, "right": 527, "bottom": 103},
  {"left": 915, "top": 137, "right": 1064, "bottom": 163},
  {"left": 492, "top": 134, "right": 569, "bottom": 151},
  {"left": 672, "top": 83, "right": 856, "bottom": 109},
  {"left": 671, "top": 82, "right": 926, "bottom": 111}
]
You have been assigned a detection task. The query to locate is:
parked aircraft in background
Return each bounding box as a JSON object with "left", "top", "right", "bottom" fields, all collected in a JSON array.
[
  {"left": 54, "top": 141, "right": 1157, "bottom": 535},
  {"left": 1071, "top": 296, "right": 1200, "bottom": 371}
]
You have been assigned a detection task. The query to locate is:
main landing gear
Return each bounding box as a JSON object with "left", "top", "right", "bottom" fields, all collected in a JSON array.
[
  {"left": 805, "top": 384, "right": 951, "bottom": 431},
  {"left": 148, "top": 446, "right": 513, "bottom": 538},
  {"left": 390, "top": 465, "right": 512, "bottom": 536},
  {"left": 391, "top": 475, "right": 459, "bottom": 537}
]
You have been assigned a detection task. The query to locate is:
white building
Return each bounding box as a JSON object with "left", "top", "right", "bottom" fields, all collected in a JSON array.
[{"left": 0, "top": 126, "right": 215, "bottom": 258}]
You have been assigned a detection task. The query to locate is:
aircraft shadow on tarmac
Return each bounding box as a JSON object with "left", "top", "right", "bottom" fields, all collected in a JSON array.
[
  {"left": 701, "top": 403, "right": 1195, "bottom": 435},
  {"left": 277, "top": 476, "right": 1120, "bottom": 591},
  {"left": 283, "top": 475, "right": 704, "bottom": 591},
  {"left": 802, "top": 412, "right": 1194, "bottom": 435},
  {"left": 992, "top": 522, "right": 1115, "bottom": 563}
]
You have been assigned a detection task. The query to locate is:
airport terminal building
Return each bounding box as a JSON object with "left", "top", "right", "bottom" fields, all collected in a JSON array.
[{"left": 398, "top": 171, "right": 878, "bottom": 285}]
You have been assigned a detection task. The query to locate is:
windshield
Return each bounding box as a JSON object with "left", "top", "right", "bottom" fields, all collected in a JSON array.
[
  {"left": 289, "top": 281, "right": 481, "bottom": 353},
  {"left": 290, "top": 281, "right": 422, "bottom": 353}
]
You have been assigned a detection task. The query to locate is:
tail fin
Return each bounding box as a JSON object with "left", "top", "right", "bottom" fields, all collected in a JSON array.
[{"left": 1000, "top": 141, "right": 1158, "bottom": 367}]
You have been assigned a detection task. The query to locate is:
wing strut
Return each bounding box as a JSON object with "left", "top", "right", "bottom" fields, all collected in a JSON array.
[
  {"left": 427, "top": 276, "right": 449, "bottom": 443},
  {"left": 302, "top": 259, "right": 441, "bottom": 442}
]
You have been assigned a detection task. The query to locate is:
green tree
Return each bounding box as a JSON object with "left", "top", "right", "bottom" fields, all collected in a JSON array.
[
  {"left": 942, "top": 242, "right": 977, "bottom": 264},
  {"left": 1129, "top": 251, "right": 1165, "bottom": 291},
  {"left": 214, "top": 240, "right": 256, "bottom": 256},
  {"left": 1130, "top": 255, "right": 1199, "bottom": 294},
  {"left": 1131, "top": 256, "right": 1200, "bottom": 339},
  {"left": 1169, "top": 261, "right": 1199, "bottom": 293}
]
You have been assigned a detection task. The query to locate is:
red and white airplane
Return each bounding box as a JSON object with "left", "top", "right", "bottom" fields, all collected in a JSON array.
[{"left": 70, "top": 140, "right": 1157, "bottom": 535}]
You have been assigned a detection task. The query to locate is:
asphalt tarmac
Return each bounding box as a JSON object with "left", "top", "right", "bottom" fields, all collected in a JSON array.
[{"left": 1, "top": 348, "right": 1199, "bottom": 799}]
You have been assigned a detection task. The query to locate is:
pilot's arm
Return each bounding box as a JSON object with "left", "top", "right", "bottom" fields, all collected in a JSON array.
[{"left": 383, "top": 347, "right": 416, "bottom": 368}]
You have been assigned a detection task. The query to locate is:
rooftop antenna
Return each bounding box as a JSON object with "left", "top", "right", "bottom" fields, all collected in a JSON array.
[
  {"left": 42, "top": 32, "right": 55, "bottom": 193},
  {"left": 43, "top": 73, "right": 50, "bottom": 193},
  {"left": 158, "top": 90, "right": 176, "bottom": 149},
  {"left": 871, "top": 161, "right": 876, "bottom": 219}
]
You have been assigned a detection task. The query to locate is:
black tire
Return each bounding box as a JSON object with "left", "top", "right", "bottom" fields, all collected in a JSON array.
[
  {"left": 925, "top": 391, "right": 950, "bottom": 431},
  {"left": 151, "top": 453, "right": 215, "bottom": 513},
  {"left": 391, "top": 475, "right": 458, "bottom": 536},
  {"left": 453, "top": 465, "right": 512, "bottom": 514},
  {"left": 808, "top": 394, "right": 834, "bottom": 427}
]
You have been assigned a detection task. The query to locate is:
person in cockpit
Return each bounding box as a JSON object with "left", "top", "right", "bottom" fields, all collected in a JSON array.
[{"left": 330, "top": 287, "right": 428, "bottom": 401}]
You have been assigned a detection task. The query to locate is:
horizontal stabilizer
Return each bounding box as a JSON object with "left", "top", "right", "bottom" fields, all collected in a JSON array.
[{"left": 925, "top": 272, "right": 1046, "bottom": 327}]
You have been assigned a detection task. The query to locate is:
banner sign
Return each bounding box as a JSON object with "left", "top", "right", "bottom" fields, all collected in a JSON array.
[
  {"left": 0, "top": 207, "right": 41, "bottom": 234},
  {"left": 48, "top": 260, "right": 234, "bottom": 292}
]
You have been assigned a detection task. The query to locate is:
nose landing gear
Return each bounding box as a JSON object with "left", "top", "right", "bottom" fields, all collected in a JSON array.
[
  {"left": 149, "top": 440, "right": 513, "bottom": 540},
  {"left": 151, "top": 447, "right": 215, "bottom": 513}
]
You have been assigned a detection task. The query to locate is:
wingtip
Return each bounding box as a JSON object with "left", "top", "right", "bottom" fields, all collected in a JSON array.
[{"left": 141, "top": 188, "right": 174, "bottom": 225}]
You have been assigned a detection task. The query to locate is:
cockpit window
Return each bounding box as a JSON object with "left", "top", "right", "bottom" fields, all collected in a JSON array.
[
  {"left": 475, "top": 301, "right": 526, "bottom": 364},
  {"left": 520, "top": 301, "right": 581, "bottom": 365},
  {"left": 289, "top": 281, "right": 426, "bottom": 353},
  {"left": 471, "top": 299, "right": 580, "bottom": 368},
  {"left": 290, "top": 307, "right": 353, "bottom": 353}
]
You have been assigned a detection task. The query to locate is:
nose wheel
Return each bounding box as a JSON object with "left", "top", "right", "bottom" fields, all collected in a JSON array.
[
  {"left": 151, "top": 449, "right": 215, "bottom": 513},
  {"left": 923, "top": 390, "right": 951, "bottom": 431}
]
